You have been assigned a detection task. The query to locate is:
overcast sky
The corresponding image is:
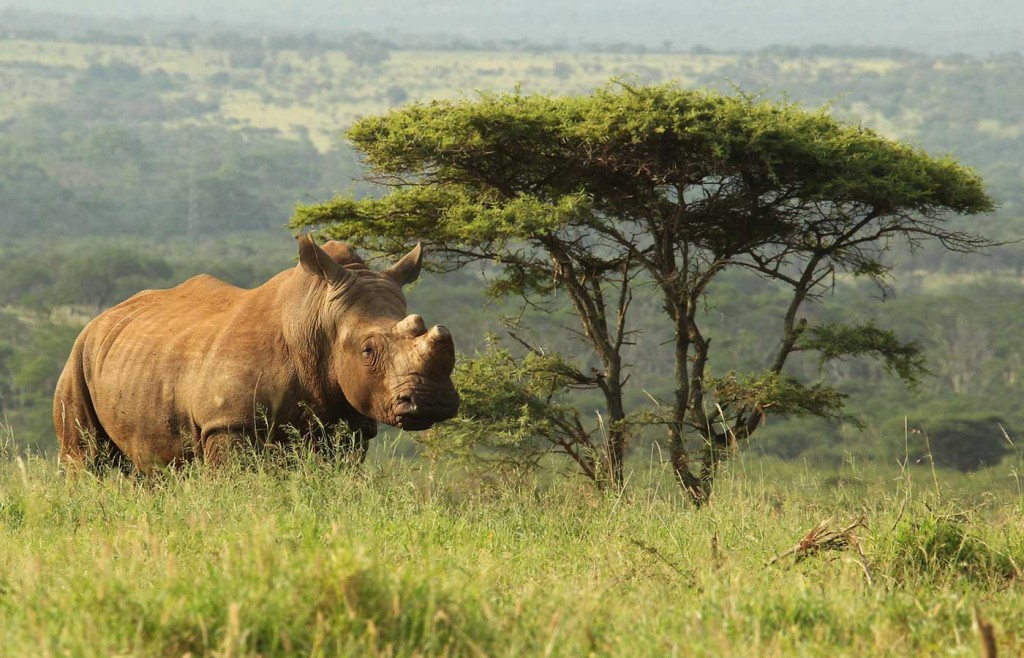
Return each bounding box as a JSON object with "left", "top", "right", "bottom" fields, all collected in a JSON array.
[{"left": 3, "top": 0, "right": 1023, "bottom": 54}]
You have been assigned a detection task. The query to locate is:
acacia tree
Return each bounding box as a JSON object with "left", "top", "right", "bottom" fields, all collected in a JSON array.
[{"left": 293, "top": 82, "right": 994, "bottom": 503}]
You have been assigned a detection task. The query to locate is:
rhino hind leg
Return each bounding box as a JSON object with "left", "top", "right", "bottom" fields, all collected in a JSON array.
[
  {"left": 53, "top": 344, "right": 132, "bottom": 475},
  {"left": 67, "top": 423, "right": 132, "bottom": 475}
]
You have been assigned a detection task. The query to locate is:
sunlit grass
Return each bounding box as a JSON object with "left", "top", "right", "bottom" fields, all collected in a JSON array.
[{"left": 1, "top": 432, "right": 1021, "bottom": 657}]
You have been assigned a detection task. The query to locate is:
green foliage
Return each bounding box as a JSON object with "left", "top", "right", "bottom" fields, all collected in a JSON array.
[
  {"left": 708, "top": 371, "right": 847, "bottom": 420},
  {"left": 748, "top": 416, "right": 842, "bottom": 462},
  {"left": 0, "top": 108, "right": 361, "bottom": 240},
  {"left": 7, "top": 322, "right": 80, "bottom": 443},
  {"left": 893, "top": 513, "right": 1017, "bottom": 582},
  {"left": 299, "top": 83, "right": 992, "bottom": 257},
  {"left": 294, "top": 187, "right": 593, "bottom": 259},
  {"left": 921, "top": 417, "right": 1014, "bottom": 472},
  {"left": 889, "top": 283, "right": 1024, "bottom": 398},
  {"left": 51, "top": 247, "right": 174, "bottom": 310},
  {"left": 800, "top": 321, "right": 926, "bottom": 386},
  {"left": 293, "top": 80, "right": 994, "bottom": 348},
  {"left": 888, "top": 401, "right": 1017, "bottom": 472},
  {"left": 420, "top": 339, "right": 606, "bottom": 480},
  {"left": 341, "top": 36, "right": 393, "bottom": 68}
]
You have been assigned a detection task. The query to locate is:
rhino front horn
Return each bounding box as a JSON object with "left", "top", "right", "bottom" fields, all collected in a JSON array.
[
  {"left": 417, "top": 325, "right": 455, "bottom": 371},
  {"left": 426, "top": 325, "right": 451, "bottom": 344}
]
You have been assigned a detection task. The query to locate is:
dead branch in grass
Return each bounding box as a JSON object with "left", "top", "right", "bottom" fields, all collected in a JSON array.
[{"left": 768, "top": 517, "right": 868, "bottom": 568}]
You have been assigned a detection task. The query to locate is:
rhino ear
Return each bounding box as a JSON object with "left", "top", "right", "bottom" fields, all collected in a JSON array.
[
  {"left": 297, "top": 235, "right": 352, "bottom": 286},
  {"left": 385, "top": 242, "right": 423, "bottom": 286}
]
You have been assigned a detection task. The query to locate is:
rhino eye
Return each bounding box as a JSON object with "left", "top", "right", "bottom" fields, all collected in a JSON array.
[{"left": 361, "top": 344, "right": 376, "bottom": 361}]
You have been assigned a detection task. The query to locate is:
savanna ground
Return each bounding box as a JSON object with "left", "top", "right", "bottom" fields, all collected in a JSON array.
[{"left": 1, "top": 428, "right": 1021, "bottom": 657}]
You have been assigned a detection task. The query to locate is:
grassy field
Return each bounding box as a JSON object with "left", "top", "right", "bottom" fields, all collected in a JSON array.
[{"left": 1, "top": 431, "right": 1021, "bottom": 657}]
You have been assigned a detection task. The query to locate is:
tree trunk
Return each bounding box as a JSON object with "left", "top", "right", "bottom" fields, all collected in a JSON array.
[
  {"left": 666, "top": 303, "right": 706, "bottom": 505},
  {"left": 602, "top": 365, "right": 628, "bottom": 488},
  {"left": 607, "top": 424, "right": 626, "bottom": 487}
]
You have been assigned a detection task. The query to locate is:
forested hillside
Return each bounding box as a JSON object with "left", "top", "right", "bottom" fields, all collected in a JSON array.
[{"left": 0, "top": 14, "right": 1021, "bottom": 471}]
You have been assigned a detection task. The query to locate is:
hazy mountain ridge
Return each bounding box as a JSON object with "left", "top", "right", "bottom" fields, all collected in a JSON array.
[{"left": 2, "top": 1, "right": 1023, "bottom": 55}]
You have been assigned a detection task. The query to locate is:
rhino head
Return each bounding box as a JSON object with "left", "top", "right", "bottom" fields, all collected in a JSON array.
[{"left": 295, "top": 236, "right": 459, "bottom": 431}]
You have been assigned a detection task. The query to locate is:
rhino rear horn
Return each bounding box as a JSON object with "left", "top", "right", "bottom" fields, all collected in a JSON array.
[
  {"left": 297, "top": 235, "right": 353, "bottom": 285},
  {"left": 385, "top": 242, "right": 423, "bottom": 286}
]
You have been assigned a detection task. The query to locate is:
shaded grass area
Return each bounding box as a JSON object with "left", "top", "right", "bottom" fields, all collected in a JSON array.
[{"left": 0, "top": 439, "right": 1021, "bottom": 657}]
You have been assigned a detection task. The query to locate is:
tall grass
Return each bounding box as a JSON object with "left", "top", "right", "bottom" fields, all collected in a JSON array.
[{"left": 0, "top": 434, "right": 1021, "bottom": 657}]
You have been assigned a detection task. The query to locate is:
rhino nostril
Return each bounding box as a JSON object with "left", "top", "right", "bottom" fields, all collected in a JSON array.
[{"left": 395, "top": 394, "right": 417, "bottom": 415}]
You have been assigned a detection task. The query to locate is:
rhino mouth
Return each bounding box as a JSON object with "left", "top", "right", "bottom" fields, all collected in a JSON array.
[{"left": 391, "top": 389, "right": 460, "bottom": 431}]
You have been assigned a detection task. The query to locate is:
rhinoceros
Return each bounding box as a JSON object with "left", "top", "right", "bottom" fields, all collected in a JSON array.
[{"left": 53, "top": 236, "right": 459, "bottom": 472}]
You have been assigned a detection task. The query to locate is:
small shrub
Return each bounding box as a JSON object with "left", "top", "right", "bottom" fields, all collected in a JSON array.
[{"left": 892, "top": 513, "right": 1015, "bottom": 582}]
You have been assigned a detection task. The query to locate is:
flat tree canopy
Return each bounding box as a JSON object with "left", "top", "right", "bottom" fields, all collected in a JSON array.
[{"left": 293, "top": 81, "right": 994, "bottom": 502}]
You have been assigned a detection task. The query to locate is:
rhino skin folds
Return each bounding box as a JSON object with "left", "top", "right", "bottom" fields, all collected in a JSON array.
[{"left": 53, "top": 236, "right": 459, "bottom": 472}]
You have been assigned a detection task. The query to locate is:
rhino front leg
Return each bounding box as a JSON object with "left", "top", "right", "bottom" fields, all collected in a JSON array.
[
  {"left": 200, "top": 429, "right": 254, "bottom": 467},
  {"left": 341, "top": 417, "right": 377, "bottom": 464},
  {"left": 200, "top": 421, "right": 289, "bottom": 467}
]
